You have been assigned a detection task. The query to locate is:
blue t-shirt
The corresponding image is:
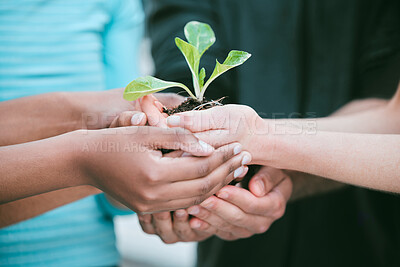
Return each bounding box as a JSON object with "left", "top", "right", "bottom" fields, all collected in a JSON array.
[{"left": 0, "top": 0, "right": 144, "bottom": 266}]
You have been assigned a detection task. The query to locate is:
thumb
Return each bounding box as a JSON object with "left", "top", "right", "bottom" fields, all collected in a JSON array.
[{"left": 248, "top": 166, "right": 287, "bottom": 197}]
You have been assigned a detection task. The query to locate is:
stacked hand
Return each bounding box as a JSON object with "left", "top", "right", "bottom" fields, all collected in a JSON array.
[{"left": 117, "top": 94, "right": 292, "bottom": 242}]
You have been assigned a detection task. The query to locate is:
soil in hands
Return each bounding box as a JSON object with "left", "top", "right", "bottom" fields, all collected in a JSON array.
[{"left": 163, "top": 97, "right": 224, "bottom": 115}]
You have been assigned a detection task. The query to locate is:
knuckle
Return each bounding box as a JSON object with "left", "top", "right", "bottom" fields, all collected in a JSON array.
[
  {"left": 154, "top": 212, "right": 171, "bottom": 221},
  {"left": 193, "top": 196, "right": 204, "bottom": 206},
  {"left": 273, "top": 198, "right": 286, "bottom": 218},
  {"left": 140, "top": 190, "right": 157, "bottom": 203},
  {"left": 197, "top": 162, "right": 211, "bottom": 176},
  {"left": 228, "top": 163, "right": 236, "bottom": 174},
  {"left": 135, "top": 203, "right": 150, "bottom": 214},
  {"left": 199, "top": 177, "right": 212, "bottom": 195},
  {"left": 255, "top": 224, "right": 270, "bottom": 234},
  {"left": 145, "top": 168, "right": 164, "bottom": 185},
  {"left": 232, "top": 212, "right": 245, "bottom": 225},
  {"left": 142, "top": 227, "right": 154, "bottom": 235},
  {"left": 176, "top": 229, "right": 192, "bottom": 240}
]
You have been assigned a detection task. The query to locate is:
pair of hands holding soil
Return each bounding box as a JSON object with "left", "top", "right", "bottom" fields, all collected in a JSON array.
[{"left": 112, "top": 93, "right": 292, "bottom": 242}]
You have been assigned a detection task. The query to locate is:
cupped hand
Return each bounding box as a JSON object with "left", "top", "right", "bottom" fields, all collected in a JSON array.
[
  {"left": 137, "top": 166, "right": 291, "bottom": 243},
  {"left": 185, "top": 166, "right": 292, "bottom": 240},
  {"left": 165, "top": 105, "right": 270, "bottom": 164}
]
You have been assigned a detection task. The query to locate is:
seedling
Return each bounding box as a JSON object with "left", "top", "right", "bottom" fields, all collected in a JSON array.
[{"left": 123, "top": 21, "right": 251, "bottom": 102}]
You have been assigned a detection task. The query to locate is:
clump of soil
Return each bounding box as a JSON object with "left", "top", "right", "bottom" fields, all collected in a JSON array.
[{"left": 163, "top": 97, "right": 224, "bottom": 115}]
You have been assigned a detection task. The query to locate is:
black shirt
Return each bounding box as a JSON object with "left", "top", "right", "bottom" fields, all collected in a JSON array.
[{"left": 145, "top": 0, "right": 400, "bottom": 266}]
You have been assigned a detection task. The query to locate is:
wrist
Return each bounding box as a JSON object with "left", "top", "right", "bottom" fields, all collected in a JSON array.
[
  {"left": 77, "top": 89, "right": 134, "bottom": 130},
  {"left": 249, "top": 119, "right": 302, "bottom": 168},
  {"left": 65, "top": 129, "right": 101, "bottom": 187},
  {"left": 247, "top": 117, "right": 276, "bottom": 165}
]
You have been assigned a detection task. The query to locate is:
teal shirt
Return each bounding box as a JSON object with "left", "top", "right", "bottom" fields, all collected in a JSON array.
[{"left": 0, "top": 0, "right": 144, "bottom": 266}]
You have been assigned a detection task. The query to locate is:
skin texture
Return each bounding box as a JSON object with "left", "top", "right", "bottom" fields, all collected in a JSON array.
[
  {"left": 167, "top": 83, "right": 400, "bottom": 193},
  {"left": 0, "top": 92, "right": 184, "bottom": 227},
  {"left": 0, "top": 125, "right": 251, "bottom": 213},
  {"left": 136, "top": 95, "right": 292, "bottom": 242},
  {"left": 0, "top": 92, "right": 189, "bottom": 227},
  {"left": 0, "top": 91, "right": 253, "bottom": 226}
]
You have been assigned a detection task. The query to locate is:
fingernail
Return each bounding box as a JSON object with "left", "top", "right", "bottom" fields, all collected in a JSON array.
[
  {"left": 199, "top": 140, "right": 213, "bottom": 153},
  {"left": 181, "top": 152, "right": 191, "bottom": 157},
  {"left": 234, "top": 166, "right": 244, "bottom": 178},
  {"left": 255, "top": 177, "right": 265, "bottom": 195},
  {"left": 233, "top": 144, "right": 242, "bottom": 155},
  {"left": 201, "top": 198, "right": 214, "bottom": 209},
  {"left": 154, "top": 101, "right": 165, "bottom": 112},
  {"left": 188, "top": 206, "right": 199, "bottom": 215},
  {"left": 131, "top": 113, "right": 145, "bottom": 125},
  {"left": 241, "top": 154, "right": 252, "bottom": 165},
  {"left": 175, "top": 210, "right": 186, "bottom": 218},
  {"left": 217, "top": 191, "right": 229, "bottom": 199},
  {"left": 166, "top": 115, "right": 180, "bottom": 126},
  {"left": 191, "top": 220, "right": 201, "bottom": 229}
]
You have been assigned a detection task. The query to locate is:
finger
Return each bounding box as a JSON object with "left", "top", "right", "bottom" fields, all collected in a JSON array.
[
  {"left": 152, "top": 211, "right": 179, "bottom": 244},
  {"left": 197, "top": 196, "right": 271, "bottom": 234},
  {"left": 187, "top": 204, "right": 251, "bottom": 237},
  {"left": 193, "top": 130, "right": 238, "bottom": 149},
  {"left": 272, "top": 177, "right": 293, "bottom": 203},
  {"left": 189, "top": 217, "right": 218, "bottom": 238},
  {"left": 248, "top": 167, "right": 288, "bottom": 197},
  {"left": 216, "top": 185, "right": 273, "bottom": 215},
  {"left": 140, "top": 95, "right": 168, "bottom": 128},
  {"left": 166, "top": 106, "right": 229, "bottom": 132},
  {"left": 158, "top": 142, "right": 245, "bottom": 182},
  {"left": 172, "top": 209, "right": 198, "bottom": 241},
  {"left": 155, "top": 151, "right": 251, "bottom": 205},
  {"left": 143, "top": 127, "right": 215, "bottom": 157},
  {"left": 109, "top": 111, "right": 147, "bottom": 128},
  {"left": 138, "top": 214, "right": 156, "bottom": 234}
]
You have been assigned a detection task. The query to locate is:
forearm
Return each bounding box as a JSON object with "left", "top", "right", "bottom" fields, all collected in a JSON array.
[
  {"left": 279, "top": 98, "right": 391, "bottom": 199},
  {"left": 0, "top": 92, "right": 84, "bottom": 146},
  {"left": 0, "top": 131, "right": 87, "bottom": 203},
  {"left": 0, "top": 186, "right": 100, "bottom": 228},
  {"left": 267, "top": 130, "right": 400, "bottom": 193},
  {"left": 0, "top": 88, "right": 132, "bottom": 146}
]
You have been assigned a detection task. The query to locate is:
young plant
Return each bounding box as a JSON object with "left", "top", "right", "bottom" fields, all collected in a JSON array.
[{"left": 123, "top": 21, "right": 251, "bottom": 102}]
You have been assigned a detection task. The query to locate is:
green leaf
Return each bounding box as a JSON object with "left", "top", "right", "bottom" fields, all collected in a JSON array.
[
  {"left": 184, "top": 21, "right": 216, "bottom": 56},
  {"left": 199, "top": 67, "right": 206, "bottom": 88},
  {"left": 175, "top": 37, "right": 201, "bottom": 97},
  {"left": 123, "top": 76, "right": 195, "bottom": 101},
  {"left": 201, "top": 50, "right": 251, "bottom": 98}
]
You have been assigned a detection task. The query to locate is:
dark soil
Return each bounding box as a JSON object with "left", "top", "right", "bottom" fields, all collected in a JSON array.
[{"left": 163, "top": 97, "right": 224, "bottom": 115}]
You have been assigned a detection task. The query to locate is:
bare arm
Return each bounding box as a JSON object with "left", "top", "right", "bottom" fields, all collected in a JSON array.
[
  {"left": 0, "top": 186, "right": 100, "bottom": 228},
  {"left": 0, "top": 88, "right": 134, "bottom": 146},
  {"left": 170, "top": 83, "right": 400, "bottom": 193},
  {"left": 288, "top": 98, "right": 389, "bottom": 200},
  {"left": 265, "top": 85, "right": 400, "bottom": 192}
]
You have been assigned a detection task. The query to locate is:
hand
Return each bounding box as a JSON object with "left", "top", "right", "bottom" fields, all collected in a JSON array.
[
  {"left": 138, "top": 210, "right": 217, "bottom": 244},
  {"left": 165, "top": 105, "right": 271, "bottom": 165},
  {"left": 186, "top": 166, "right": 292, "bottom": 240},
  {"left": 76, "top": 125, "right": 251, "bottom": 213},
  {"left": 137, "top": 93, "right": 185, "bottom": 128},
  {"left": 137, "top": 166, "right": 290, "bottom": 243}
]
